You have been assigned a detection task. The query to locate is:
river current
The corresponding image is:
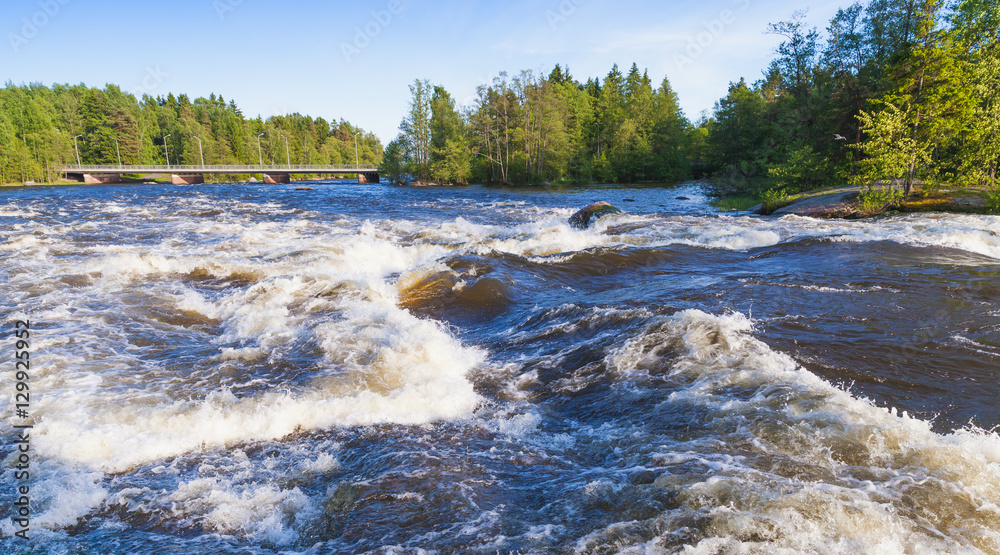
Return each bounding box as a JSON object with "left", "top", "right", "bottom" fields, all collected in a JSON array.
[{"left": 1, "top": 181, "right": 999, "bottom": 554}]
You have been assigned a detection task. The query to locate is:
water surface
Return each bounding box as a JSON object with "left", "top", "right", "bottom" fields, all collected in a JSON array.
[{"left": 1, "top": 181, "right": 999, "bottom": 553}]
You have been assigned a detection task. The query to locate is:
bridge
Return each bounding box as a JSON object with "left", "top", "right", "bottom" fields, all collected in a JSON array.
[{"left": 61, "top": 164, "right": 380, "bottom": 185}]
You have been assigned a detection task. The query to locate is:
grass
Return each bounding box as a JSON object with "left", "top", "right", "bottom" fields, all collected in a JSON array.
[{"left": 710, "top": 193, "right": 761, "bottom": 211}]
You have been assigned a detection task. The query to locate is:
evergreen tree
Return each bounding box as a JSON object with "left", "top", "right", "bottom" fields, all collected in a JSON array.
[
  {"left": 429, "top": 86, "right": 469, "bottom": 184},
  {"left": 400, "top": 79, "right": 432, "bottom": 180}
]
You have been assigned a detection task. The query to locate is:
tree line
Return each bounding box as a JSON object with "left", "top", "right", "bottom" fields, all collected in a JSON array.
[
  {"left": 2, "top": 0, "right": 995, "bottom": 198},
  {"left": 385, "top": 0, "right": 996, "bottom": 201},
  {"left": 706, "top": 0, "right": 998, "bottom": 204},
  {"left": 0, "top": 83, "right": 381, "bottom": 184},
  {"left": 383, "top": 63, "right": 702, "bottom": 186}
]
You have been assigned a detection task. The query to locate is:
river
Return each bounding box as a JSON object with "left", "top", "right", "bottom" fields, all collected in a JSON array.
[{"left": 1, "top": 181, "right": 999, "bottom": 553}]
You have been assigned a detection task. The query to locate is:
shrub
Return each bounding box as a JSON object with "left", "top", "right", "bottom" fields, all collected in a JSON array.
[
  {"left": 987, "top": 187, "right": 1000, "bottom": 213},
  {"left": 767, "top": 145, "right": 838, "bottom": 193},
  {"left": 759, "top": 188, "right": 790, "bottom": 215},
  {"left": 858, "top": 184, "right": 904, "bottom": 214}
]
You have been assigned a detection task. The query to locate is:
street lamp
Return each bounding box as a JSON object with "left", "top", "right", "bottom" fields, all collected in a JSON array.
[
  {"left": 257, "top": 132, "right": 264, "bottom": 168},
  {"left": 281, "top": 135, "right": 290, "bottom": 167},
  {"left": 193, "top": 135, "right": 204, "bottom": 166},
  {"left": 163, "top": 134, "right": 172, "bottom": 167},
  {"left": 113, "top": 137, "right": 122, "bottom": 168},
  {"left": 354, "top": 132, "right": 362, "bottom": 167},
  {"left": 73, "top": 135, "right": 82, "bottom": 166}
]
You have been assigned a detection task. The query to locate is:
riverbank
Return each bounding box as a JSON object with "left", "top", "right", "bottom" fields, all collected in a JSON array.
[
  {"left": 1, "top": 179, "right": 83, "bottom": 187},
  {"left": 1, "top": 177, "right": 165, "bottom": 188},
  {"left": 0, "top": 175, "right": 332, "bottom": 188},
  {"left": 741, "top": 184, "right": 998, "bottom": 218}
]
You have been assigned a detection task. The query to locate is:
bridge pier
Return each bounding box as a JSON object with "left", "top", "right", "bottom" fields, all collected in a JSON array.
[
  {"left": 358, "top": 172, "right": 380, "bottom": 184},
  {"left": 263, "top": 173, "right": 290, "bottom": 184},
  {"left": 84, "top": 173, "right": 121, "bottom": 184},
  {"left": 171, "top": 174, "right": 204, "bottom": 185}
]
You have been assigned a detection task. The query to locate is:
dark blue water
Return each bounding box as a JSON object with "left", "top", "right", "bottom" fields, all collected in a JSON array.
[{"left": 1, "top": 181, "right": 999, "bottom": 553}]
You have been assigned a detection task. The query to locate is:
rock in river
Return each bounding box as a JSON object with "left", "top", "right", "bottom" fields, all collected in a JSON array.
[{"left": 568, "top": 201, "right": 622, "bottom": 229}]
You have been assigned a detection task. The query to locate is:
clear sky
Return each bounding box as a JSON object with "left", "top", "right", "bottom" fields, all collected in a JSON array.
[{"left": 2, "top": 0, "right": 847, "bottom": 142}]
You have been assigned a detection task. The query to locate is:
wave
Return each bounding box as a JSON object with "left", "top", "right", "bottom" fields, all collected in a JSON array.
[
  {"left": 0, "top": 203, "right": 489, "bottom": 537},
  {"left": 2, "top": 188, "right": 998, "bottom": 549},
  {"left": 595, "top": 309, "right": 1000, "bottom": 553},
  {"left": 385, "top": 210, "right": 1000, "bottom": 264}
]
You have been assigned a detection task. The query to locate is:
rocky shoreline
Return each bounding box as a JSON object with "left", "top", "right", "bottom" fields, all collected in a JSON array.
[{"left": 747, "top": 186, "right": 995, "bottom": 219}]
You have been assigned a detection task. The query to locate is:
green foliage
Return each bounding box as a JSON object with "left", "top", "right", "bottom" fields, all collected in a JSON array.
[
  {"left": 706, "top": 0, "right": 997, "bottom": 203},
  {"left": 380, "top": 137, "right": 409, "bottom": 185},
  {"left": 767, "top": 145, "right": 838, "bottom": 192},
  {"left": 400, "top": 79, "right": 432, "bottom": 180},
  {"left": 6, "top": 0, "right": 998, "bottom": 196},
  {"left": 858, "top": 184, "right": 905, "bottom": 213},
  {"left": 987, "top": 187, "right": 1000, "bottom": 213},
  {"left": 709, "top": 79, "right": 772, "bottom": 179},
  {"left": 759, "top": 188, "right": 791, "bottom": 215},
  {"left": 431, "top": 138, "right": 470, "bottom": 185},
  {"left": 710, "top": 194, "right": 761, "bottom": 212},
  {"left": 0, "top": 83, "right": 381, "bottom": 184},
  {"left": 455, "top": 63, "right": 692, "bottom": 186},
  {"left": 428, "top": 86, "right": 469, "bottom": 184},
  {"left": 853, "top": 101, "right": 931, "bottom": 189}
]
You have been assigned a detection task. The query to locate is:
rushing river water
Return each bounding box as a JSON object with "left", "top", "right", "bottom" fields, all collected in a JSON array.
[{"left": 1, "top": 181, "right": 999, "bottom": 554}]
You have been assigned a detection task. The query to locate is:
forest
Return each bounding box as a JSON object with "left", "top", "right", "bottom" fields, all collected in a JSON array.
[
  {"left": 0, "top": 0, "right": 997, "bottom": 207},
  {"left": 385, "top": 0, "right": 998, "bottom": 208},
  {"left": 0, "top": 83, "right": 381, "bottom": 184},
  {"left": 381, "top": 63, "right": 698, "bottom": 186}
]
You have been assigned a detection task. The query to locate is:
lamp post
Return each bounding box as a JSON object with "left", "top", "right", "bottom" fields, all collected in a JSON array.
[
  {"left": 354, "top": 132, "right": 362, "bottom": 167},
  {"left": 113, "top": 137, "right": 122, "bottom": 168},
  {"left": 73, "top": 135, "right": 82, "bottom": 166},
  {"left": 163, "top": 134, "right": 171, "bottom": 167},
  {"left": 257, "top": 132, "right": 264, "bottom": 168},
  {"left": 193, "top": 135, "right": 204, "bottom": 166},
  {"left": 281, "top": 135, "right": 290, "bottom": 167}
]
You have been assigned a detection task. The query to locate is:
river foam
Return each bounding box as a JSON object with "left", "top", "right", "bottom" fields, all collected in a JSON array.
[
  {"left": 1, "top": 185, "right": 997, "bottom": 552},
  {"left": 599, "top": 309, "right": 1000, "bottom": 553}
]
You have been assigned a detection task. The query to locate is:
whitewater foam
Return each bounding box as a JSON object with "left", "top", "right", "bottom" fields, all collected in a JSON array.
[{"left": 604, "top": 309, "right": 1000, "bottom": 553}]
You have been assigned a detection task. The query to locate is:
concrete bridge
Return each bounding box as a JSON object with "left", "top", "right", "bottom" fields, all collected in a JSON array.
[{"left": 62, "top": 164, "right": 380, "bottom": 185}]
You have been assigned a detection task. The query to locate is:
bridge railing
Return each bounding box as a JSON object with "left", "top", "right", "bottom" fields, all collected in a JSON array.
[{"left": 62, "top": 164, "right": 379, "bottom": 172}]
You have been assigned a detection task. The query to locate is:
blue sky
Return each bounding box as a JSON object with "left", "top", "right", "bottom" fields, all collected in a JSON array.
[{"left": 3, "top": 0, "right": 847, "bottom": 142}]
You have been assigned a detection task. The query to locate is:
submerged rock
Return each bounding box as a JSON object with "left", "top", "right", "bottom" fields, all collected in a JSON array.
[{"left": 568, "top": 201, "right": 622, "bottom": 229}]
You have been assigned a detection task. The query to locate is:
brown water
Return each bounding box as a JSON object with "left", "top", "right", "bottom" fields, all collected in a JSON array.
[{"left": 1, "top": 182, "right": 999, "bottom": 553}]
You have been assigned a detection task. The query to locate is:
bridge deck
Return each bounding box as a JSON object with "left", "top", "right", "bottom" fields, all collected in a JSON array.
[{"left": 63, "top": 164, "right": 378, "bottom": 174}]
